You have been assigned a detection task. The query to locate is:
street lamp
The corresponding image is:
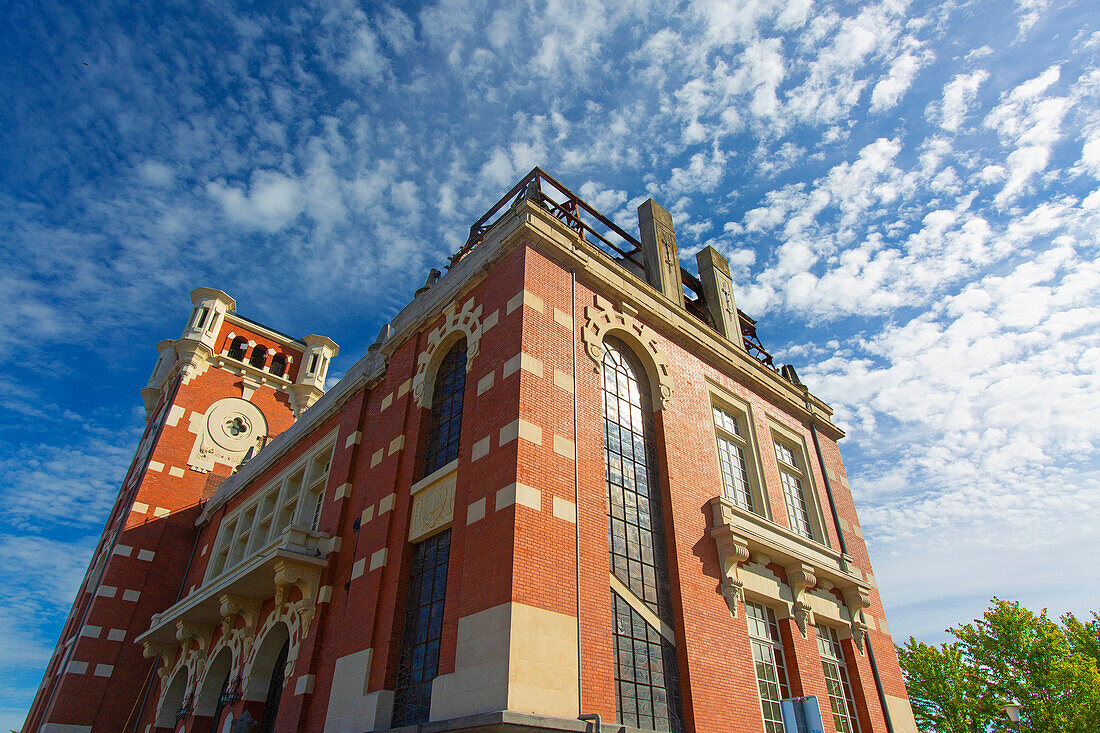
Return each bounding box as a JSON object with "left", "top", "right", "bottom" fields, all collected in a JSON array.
[{"left": 1003, "top": 699, "right": 1022, "bottom": 730}]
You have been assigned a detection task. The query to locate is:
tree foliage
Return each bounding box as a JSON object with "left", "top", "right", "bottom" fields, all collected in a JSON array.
[{"left": 897, "top": 598, "right": 1100, "bottom": 733}]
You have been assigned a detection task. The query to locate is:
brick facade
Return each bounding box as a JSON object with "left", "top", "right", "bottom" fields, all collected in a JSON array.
[{"left": 25, "top": 173, "right": 916, "bottom": 733}]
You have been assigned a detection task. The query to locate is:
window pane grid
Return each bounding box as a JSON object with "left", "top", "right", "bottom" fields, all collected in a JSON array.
[
  {"left": 602, "top": 341, "right": 671, "bottom": 620},
  {"left": 392, "top": 529, "right": 451, "bottom": 727},
  {"left": 712, "top": 406, "right": 741, "bottom": 437},
  {"left": 424, "top": 341, "right": 467, "bottom": 475},
  {"left": 716, "top": 435, "right": 753, "bottom": 511},
  {"left": 602, "top": 338, "right": 682, "bottom": 732},
  {"left": 780, "top": 470, "right": 813, "bottom": 539},
  {"left": 746, "top": 602, "right": 790, "bottom": 733},
  {"left": 613, "top": 592, "right": 682, "bottom": 732},
  {"left": 774, "top": 441, "right": 797, "bottom": 467},
  {"left": 817, "top": 626, "right": 861, "bottom": 733}
]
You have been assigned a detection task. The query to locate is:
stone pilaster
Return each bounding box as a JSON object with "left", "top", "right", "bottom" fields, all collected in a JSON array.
[
  {"left": 637, "top": 199, "right": 685, "bottom": 308},
  {"left": 696, "top": 245, "right": 744, "bottom": 349}
]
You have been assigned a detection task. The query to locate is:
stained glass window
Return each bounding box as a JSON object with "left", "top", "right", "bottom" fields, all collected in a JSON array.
[
  {"left": 602, "top": 336, "right": 682, "bottom": 732},
  {"left": 423, "top": 340, "right": 467, "bottom": 475},
  {"left": 613, "top": 592, "right": 682, "bottom": 732},
  {"left": 391, "top": 529, "right": 451, "bottom": 727}
]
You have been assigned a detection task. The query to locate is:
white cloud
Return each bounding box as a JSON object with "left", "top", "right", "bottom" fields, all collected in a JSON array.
[
  {"left": 936, "top": 69, "right": 989, "bottom": 132},
  {"left": 870, "top": 43, "right": 931, "bottom": 113},
  {"left": 207, "top": 170, "right": 305, "bottom": 232},
  {"left": 984, "top": 66, "right": 1071, "bottom": 206}
]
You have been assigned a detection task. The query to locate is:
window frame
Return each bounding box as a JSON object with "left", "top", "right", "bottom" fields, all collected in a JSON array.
[
  {"left": 391, "top": 528, "right": 452, "bottom": 728},
  {"left": 768, "top": 420, "right": 829, "bottom": 546},
  {"left": 744, "top": 600, "right": 791, "bottom": 733},
  {"left": 816, "top": 624, "right": 863, "bottom": 733},
  {"left": 706, "top": 385, "right": 770, "bottom": 519},
  {"left": 601, "top": 336, "right": 683, "bottom": 733},
  {"left": 421, "top": 337, "right": 468, "bottom": 478}
]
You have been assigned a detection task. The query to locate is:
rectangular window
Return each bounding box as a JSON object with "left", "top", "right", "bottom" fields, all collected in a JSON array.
[
  {"left": 194, "top": 307, "right": 209, "bottom": 330},
  {"left": 391, "top": 529, "right": 451, "bottom": 727},
  {"left": 817, "top": 626, "right": 861, "bottom": 733},
  {"left": 712, "top": 406, "right": 754, "bottom": 512},
  {"left": 774, "top": 439, "right": 814, "bottom": 540},
  {"left": 206, "top": 437, "right": 335, "bottom": 580},
  {"left": 745, "top": 601, "right": 790, "bottom": 733}
]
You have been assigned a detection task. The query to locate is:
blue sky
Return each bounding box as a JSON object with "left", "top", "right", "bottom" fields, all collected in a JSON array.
[{"left": 2, "top": 0, "right": 1099, "bottom": 727}]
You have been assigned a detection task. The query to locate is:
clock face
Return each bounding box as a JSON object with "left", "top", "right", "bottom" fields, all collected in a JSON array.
[
  {"left": 188, "top": 398, "right": 269, "bottom": 472},
  {"left": 207, "top": 398, "right": 266, "bottom": 453}
]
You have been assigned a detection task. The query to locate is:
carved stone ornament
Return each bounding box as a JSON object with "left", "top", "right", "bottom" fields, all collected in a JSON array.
[
  {"left": 188, "top": 397, "right": 268, "bottom": 473},
  {"left": 786, "top": 562, "right": 818, "bottom": 637},
  {"left": 175, "top": 621, "right": 214, "bottom": 657},
  {"left": 273, "top": 558, "right": 322, "bottom": 614},
  {"left": 792, "top": 601, "right": 813, "bottom": 636},
  {"left": 409, "top": 470, "right": 457, "bottom": 542},
  {"left": 582, "top": 295, "right": 674, "bottom": 409},
  {"left": 219, "top": 593, "right": 261, "bottom": 639},
  {"left": 143, "top": 641, "right": 178, "bottom": 678},
  {"left": 720, "top": 577, "right": 744, "bottom": 616},
  {"left": 413, "top": 297, "right": 483, "bottom": 407},
  {"left": 710, "top": 524, "right": 751, "bottom": 617},
  {"left": 842, "top": 586, "right": 873, "bottom": 653}
]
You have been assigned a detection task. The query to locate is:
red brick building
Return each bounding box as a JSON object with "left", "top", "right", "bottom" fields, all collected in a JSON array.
[{"left": 24, "top": 169, "right": 917, "bottom": 733}]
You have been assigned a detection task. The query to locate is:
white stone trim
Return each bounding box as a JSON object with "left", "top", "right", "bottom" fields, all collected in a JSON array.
[{"left": 495, "top": 482, "right": 541, "bottom": 512}]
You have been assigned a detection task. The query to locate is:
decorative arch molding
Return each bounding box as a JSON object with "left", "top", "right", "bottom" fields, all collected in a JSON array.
[
  {"left": 413, "top": 296, "right": 483, "bottom": 408},
  {"left": 194, "top": 645, "right": 236, "bottom": 718},
  {"left": 582, "top": 295, "right": 674, "bottom": 410},
  {"left": 155, "top": 664, "right": 191, "bottom": 729},
  {"left": 242, "top": 616, "right": 297, "bottom": 703}
]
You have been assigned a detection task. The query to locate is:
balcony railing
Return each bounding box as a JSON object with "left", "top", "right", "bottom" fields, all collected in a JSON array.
[{"left": 138, "top": 524, "right": 330, "bottom": 648}]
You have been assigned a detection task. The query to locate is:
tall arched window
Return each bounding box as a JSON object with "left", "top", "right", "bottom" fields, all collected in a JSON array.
[
  {"left": 602, "top": 336, "right": 683, "bottom": 732},
  {"left": 391, "top": 337, "right": 466, "bottom": 727},
  {"left": 422, "top": 339, "right": 467, "bottom": 475}
]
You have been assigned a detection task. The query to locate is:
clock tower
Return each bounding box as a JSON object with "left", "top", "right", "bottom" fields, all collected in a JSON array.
[{"left": 23, "top": 288, "right": 336, "bottom": 733}]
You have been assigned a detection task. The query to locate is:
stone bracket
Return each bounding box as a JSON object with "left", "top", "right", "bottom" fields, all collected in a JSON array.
[
  {"left": 219, "top": 593, "right": 261, "bottom": 639},
  {"left": 785, "top": 562, "right": 817, "bottom": 637},
  {"left": 175, "top": 620, "right": 214, "bottom": 663},
  {"left": 842, "top": 586, "right": 873, "bottom": 652},
  {"left": 710, "top": 524, "right": 750, "bottom": 617},
  {"left": 143, "top": 641, "right": 178, "bottom": 678}
]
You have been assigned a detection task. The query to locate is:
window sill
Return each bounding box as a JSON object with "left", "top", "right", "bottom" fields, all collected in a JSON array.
[{"left": 707, "top": 496, "right": 872, "bottom": 632}]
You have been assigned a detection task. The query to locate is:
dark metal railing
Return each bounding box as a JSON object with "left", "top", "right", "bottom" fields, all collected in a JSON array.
[
  {"left": 450, "top": 167, "right": 780, "bottom": 374},
  {"left": 449, "top": 167, "right": 642, "bottom": 268}
]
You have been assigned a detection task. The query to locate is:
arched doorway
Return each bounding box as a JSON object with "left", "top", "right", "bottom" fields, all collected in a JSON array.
[
  {"left": 243, "top": 622, "right": 291, "bottom": 733},
  {"left": 259, "top": 639, "right": 289, "bottom": 733},
  {"left": 194, "top": 647, "right": 234, "bottom": 733},
  {"left": 155, "top": 666, "right": 189, "bottom": 730}
]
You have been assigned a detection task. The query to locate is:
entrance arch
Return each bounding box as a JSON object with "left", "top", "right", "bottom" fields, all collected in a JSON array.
[
  {"left": 243, "top": 622, "right": 291, "bottom": 732},
  {"left": 194, "top": 646, "right": 234, "bottom": 732},
  {"left": 155, "top": 666, "right": 189, "bottom": 730}
]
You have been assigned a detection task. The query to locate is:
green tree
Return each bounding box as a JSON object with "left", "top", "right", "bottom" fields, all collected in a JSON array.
[
  {"left": 898, "top": 599, "right": 1100, "bottom": 733},
  {"left": 895, "top": 639, "right": 998, "bottom": 732}
]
